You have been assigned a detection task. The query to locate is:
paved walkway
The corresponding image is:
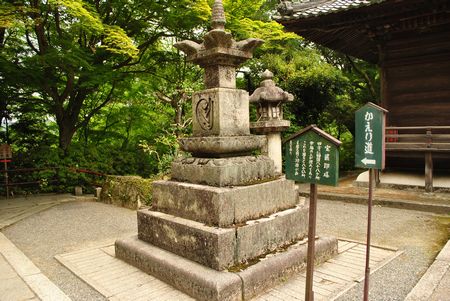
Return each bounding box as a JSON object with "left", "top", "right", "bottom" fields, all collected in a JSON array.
[
  {"left": 0, "top": 194, "right": 94, "bottom": 229},
  {"left": 298, "top": 173, "right": 450, "bottom": 214},
  {"left": 55, "top": 239, "right": 400, "bottom": 301},
  {"left": 405, "top": 239, "right": 450, "bottom": 301},
  {"left": 0, "top": 232, "right": 70, "bottom": 301},
  {"left": 0, "top": 194, "right": 448, "bottom": 300},
  {"left": 0, "top": 194, "right": 95, "bottom": 301}
]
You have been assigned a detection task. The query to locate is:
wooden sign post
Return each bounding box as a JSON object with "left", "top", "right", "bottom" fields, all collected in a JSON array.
[
  {"left": 0, "top": 144, "right": 12, "bottom": 199},
  {"left": 285, "top": 125, "right": 341, "bottom": 301},
  {"left": 355, "top": 103, "right": 388, "bottom": 301}
]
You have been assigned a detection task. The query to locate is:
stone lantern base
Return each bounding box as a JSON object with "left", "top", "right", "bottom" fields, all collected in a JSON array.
[
  {"left": 116, "top": 235, "right": 337, "bottom": 301},
  {"left": 116, "top": 172, "right": 338, "bottom": 300}
]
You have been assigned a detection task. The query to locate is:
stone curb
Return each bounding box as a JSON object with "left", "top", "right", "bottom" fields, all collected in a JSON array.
[
  {"left": 0, "top": 232, "right": 71, "bottom": 301},
  {"left": 298, "top": 191, "right": 450, "bottom": 214},
  {"left": 404, "top": 239, "right": 450, "bottom": 300}
]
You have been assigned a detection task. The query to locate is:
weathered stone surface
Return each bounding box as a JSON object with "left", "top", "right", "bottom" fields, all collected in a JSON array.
[
  {"left": 115, "top": 236, "right": 242, "bottom": 301},
  {"left": 152, "top": 177, "right": 300, "bottom": 227},
  {"left": 137, "top": 210, "right": 236, "bottom": 270},
  {"left": 137, "top": 206, "right": 309, "bottom": 270},
  {"left": 178, "top": 135, "right": 266, "bottom": 157},
  {"left": 115, "top": 235, "right": 338, "bottom": 301},
  {"left": 171, "top": 155, "right": 276, "bottom": 187},
  {"left": 238, "top": 236, "right": 338, "bottom": 300},
  {"left": 250, "top": 120, "right": 291, "bottom": 134},
  {"left": 235, "top": 205, "right": 308, "bottom": 263},
  {"left": 192, "top": 88, "right": 250, "bottom": 137}
]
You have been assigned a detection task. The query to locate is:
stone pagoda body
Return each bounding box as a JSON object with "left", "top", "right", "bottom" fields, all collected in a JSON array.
[{"left": 115, "top": 1, "right": 337, "bottom": 300}]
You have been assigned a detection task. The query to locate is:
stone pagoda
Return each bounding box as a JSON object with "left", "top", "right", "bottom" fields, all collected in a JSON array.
[{"left": 115, "top": 1, "right": 337, "bottom": 300}]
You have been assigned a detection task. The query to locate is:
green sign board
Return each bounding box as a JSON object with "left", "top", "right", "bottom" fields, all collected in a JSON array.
[
  {"left": 285, "top": 125, "right": 342, "bottom": 186},
  {"left": 355, "top": 102, "right": 388, "bottom": 170}
]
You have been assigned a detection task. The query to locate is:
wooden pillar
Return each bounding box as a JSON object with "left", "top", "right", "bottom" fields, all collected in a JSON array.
[
  {"left": 425, "top": 152, "right": 433, "bottom": 193},
  {"left": 425, "top": 129, "right": 433, "bottom": 193}
]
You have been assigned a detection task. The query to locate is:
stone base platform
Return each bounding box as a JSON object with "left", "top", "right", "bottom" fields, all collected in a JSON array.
[
  {"left": 115, "top": 235, "right": 338, "bottom": 301},
  {"left": 171, "top": 155, "right": 276, "bottom": 187},
  {"left": 137, "top": 205, "right": 308, "bottom": 270},
  {"left": 152, "top": 177, "right": 300, "bottom": 227}
]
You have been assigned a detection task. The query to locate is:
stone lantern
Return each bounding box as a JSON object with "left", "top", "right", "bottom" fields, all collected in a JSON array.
[{"left": 250, "top": 70, "right": 293, "bottom": 173}]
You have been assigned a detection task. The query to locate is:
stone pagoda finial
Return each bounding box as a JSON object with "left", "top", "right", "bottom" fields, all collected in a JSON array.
[
  {"left": 211, "top": 0, "right": 226, "bottom": 30},
  {"left": 250, "top": 69, "right": 294, "bottom": 173},
  {"left": 173, "top": 0, "right": 264, "bottom": 89}
]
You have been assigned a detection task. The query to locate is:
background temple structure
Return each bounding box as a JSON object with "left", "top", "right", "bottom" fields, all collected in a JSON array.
[{"left": 276, "top": 0, "right": 450, "bottom": 191}]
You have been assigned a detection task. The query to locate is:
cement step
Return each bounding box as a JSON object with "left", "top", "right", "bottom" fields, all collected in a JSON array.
[{"left": 115, "top": 235, "right": 338, "bottom": 301}]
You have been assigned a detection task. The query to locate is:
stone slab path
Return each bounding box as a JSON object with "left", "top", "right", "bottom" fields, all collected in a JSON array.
[
  {"left": 56, "top": 244, "right": 194, "bottom": 301},
  {"left": 0, "top": 232, "right": 70, "bottom": 301},
  {"left": 256, "top": 240, "right": 401, "bottom": 301},
  {"left": 56, "top": 239, "right": 400, "bottom": 301}
]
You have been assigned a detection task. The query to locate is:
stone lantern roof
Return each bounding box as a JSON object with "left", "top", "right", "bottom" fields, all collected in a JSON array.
[
  {"left": 250, "top": 70, "right": 294, "bottom": 104},
  {"left": 250, "top": 70, "right": 293, "bottom": 134}
]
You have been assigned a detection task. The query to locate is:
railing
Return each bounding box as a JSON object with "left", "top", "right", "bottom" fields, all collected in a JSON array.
[
  {"left": 385, "top": 126, "right": 450, "bottom": 192},
  {"left": 385, "top": 126, "right": 450, "bottom": 152},
  {"left": 0, "top": 166, "right": 106, "bottom": 198}
]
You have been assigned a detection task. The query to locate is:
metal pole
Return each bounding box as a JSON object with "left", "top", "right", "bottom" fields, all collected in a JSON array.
[
  {"left": 363, "top": 168, "right": 374, "bottom": 301},
  {"left": 4, "top": 160, "right": 8, "bottom": 199},
  {"left": 305, "top": 183, "right": 317, "bottom": 301}
]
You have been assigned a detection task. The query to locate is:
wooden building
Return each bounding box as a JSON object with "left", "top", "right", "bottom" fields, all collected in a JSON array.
[{"left": 276, "top": 0, "right": 450, "bottom": 190}]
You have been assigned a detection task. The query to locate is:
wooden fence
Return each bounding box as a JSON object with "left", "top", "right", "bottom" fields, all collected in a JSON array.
[{"left": 385, "top": 126, "right": 450, "bottom": 192}]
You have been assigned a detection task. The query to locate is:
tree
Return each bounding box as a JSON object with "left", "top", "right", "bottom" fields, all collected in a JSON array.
[{"left": 0, "top": 0, "right": 210, "bottom": 154}]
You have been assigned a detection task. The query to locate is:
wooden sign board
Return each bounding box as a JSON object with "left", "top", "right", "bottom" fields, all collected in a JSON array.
[
  {"left": 355, "top": 102, "right": 388, "bottom": 170},
  {"left": 285, "top": 125, "right": 342, "bottom": 186},
  {"left": 0, "top": 144, "right": 12, "bottom": 159}
]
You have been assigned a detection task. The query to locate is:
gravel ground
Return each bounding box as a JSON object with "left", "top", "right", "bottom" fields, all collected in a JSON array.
[
  {"left": 1, "top": 198, "right": 449, "bottom": 301},
  {"left": 2, "top": 201, "right": 137, "bottom": 301},
  {"left": 316, "top": 199, "right": 450, "bottom": 301}
]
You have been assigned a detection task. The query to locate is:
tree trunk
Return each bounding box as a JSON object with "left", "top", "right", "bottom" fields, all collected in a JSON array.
[{"left": 58, "top": 121, "right": 77, "bottom": 156}]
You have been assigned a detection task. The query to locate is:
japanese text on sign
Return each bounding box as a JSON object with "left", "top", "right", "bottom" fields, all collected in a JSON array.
[
  {"left": 285, "top": 126, "right": 341, "bottom": 187},
  {"left": 355, "top": 103, "right": 387, "bottom": 169}
]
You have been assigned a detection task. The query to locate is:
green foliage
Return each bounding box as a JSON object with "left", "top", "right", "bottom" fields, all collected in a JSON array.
[{"left": 0, "top": 0, "right": 382, "bottom": 196}]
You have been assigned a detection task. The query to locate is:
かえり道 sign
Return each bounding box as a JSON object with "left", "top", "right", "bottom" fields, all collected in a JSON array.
[
  {"left": 355, "top": 102, "right": 388, "bottom": 170},
  {"left": 285, "top": 125, "right": 341, "bottom": 186}
]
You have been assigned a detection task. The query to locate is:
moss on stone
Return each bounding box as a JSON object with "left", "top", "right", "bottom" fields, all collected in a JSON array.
[{"left": 100, "top": 175, "right": 161, "bottom": 210}]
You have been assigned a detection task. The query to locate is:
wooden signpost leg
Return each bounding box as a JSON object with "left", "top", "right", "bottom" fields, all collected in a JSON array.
[
  {"left": 4, "top": 160, "right": 8, "bottom": 199},
  {"left": 364, "top": 168, "right": 374, "bottom": 301},
  {"left": 305, "top": 183, "right": 318, "bottom": 301}
]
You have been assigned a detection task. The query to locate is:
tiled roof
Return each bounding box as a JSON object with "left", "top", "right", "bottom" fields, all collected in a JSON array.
[{"left": 276, "top": 0, "right": 388, "bottom": 20}]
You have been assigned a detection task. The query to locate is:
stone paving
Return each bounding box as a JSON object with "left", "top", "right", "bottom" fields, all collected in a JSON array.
[
  {"left": 0, "top": 194, "right": 448, "bottom": 301},
  {"left": 405, "top": 239, "right": 450, "bottom": 301},
  {"left": 55, "top": 239, "right": 399, "bottom": 301},
  {"left": 0, "top": 232, "right": 70, "bottom": 301}
]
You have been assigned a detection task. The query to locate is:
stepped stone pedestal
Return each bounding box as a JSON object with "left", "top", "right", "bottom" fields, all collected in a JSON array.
[{"left": 115, "top": 1, "right": 338, "bottom": 300}]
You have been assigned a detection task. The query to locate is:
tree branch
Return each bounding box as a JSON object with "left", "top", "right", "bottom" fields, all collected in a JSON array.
[
  {"left": 77, "top": 82, "right": 117, "bottom": 129},
  {"left": 25, "top": 30, "right": 40, "bottom": 54},
  {"left": 346, "top": 55, "right": 378, "bottom": 101}
]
